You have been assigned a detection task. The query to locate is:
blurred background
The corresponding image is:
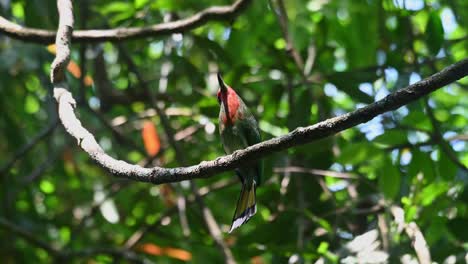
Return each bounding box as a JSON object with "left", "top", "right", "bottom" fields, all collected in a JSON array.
[{"left": 0, "top": 0, "right": 467, "bottom": 263}]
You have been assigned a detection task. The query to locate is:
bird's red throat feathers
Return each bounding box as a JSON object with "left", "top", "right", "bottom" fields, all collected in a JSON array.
[{"left": 218, "top": 87, "right": 240, "bottom": 125}]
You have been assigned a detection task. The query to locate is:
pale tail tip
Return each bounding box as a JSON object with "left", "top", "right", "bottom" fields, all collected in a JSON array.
[{"left": 228, "top": 204, "right": 257, "bottom": 233}]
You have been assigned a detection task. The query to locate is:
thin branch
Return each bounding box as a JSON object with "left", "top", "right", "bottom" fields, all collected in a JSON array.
[
  {"left": 270, "top": 0, "right": 305, "bottom": 74},
  {"left": 53, "top": 59, "right": 468, "bottom": 184},
  {"left": 64, "top": 247, "right": 148, "bottom": 264},
  {"left": 391, "top": 206, "right": 431, "bottom": 264},
  {"left": 0, "top": 118, "right": 59, "bottom": 176},
  {"left": 22, "top": 150, "right": 60, "bottom": 184},
  {"left": 0, "top": 0, "right": 252, "bottom": 44},
  {"left": 424, "top": 99, "right": 468, "bottom": 171},
  {"left": 0, "top": 217, "right": 59, "bottom": 255},
  {"left": 274, "top": 166, "right": 358, "bottom": 179}
]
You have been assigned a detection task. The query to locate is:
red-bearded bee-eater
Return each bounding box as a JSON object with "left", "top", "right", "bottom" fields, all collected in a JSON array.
[{"left": 216, "top": 73, "right": 263, "bottom": 232}]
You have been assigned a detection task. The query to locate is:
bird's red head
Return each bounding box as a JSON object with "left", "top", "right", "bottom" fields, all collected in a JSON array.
[{"left": 217, "top": 73, "right": 240, "bottom": 124}]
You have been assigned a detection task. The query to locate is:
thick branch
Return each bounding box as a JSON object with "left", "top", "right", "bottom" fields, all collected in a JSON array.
[
  {"left": 0, "top": 0, "right": 251, "bottom": 44},
  {"left": 53, "top": 59, "right": 468, "bottom": 184}
]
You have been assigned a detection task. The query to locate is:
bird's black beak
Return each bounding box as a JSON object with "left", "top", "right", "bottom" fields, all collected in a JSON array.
[{"left": 217, "top": 73, "right": 228, "bottom": 94}]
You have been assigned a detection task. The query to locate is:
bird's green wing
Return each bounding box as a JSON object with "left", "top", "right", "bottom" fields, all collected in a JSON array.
[{"left": 238, "top": 114, "right": 263, "bottom": 185}]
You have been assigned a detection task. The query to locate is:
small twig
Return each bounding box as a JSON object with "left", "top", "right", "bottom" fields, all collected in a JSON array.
[
  {"left": 296, "top": 171, "right": 306, "bottom": 253},
  {"left": 320, "top": 196, "right": 384, "bottom": 218},
  {"left": 195, "top": 178, "right": 237, "bottom": 197},
  {"left": 271, "top": 0, "right": 305, "bottom": 75},
  {"left": 274, "top": 166, "right": 358, "bottom": 179},
  {"left": 377, "top": 213, "right": 389, "bottom": 252},
  {"left": 0, "top": 0, "right": 252, "bottom": 43},
  {"left": 21, "top": 151, "right": 60, "bottom": 184}
]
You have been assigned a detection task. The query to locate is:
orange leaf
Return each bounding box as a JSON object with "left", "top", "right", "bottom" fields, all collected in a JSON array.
[
  {"left": 251, "top": 256, "right": 264, "bottom": 264},
  {"left": 141, "top": 121, "right": 161, "bottom": 156},
  {"left": 84, "top": 75, "right": 94, "bottom": 86},
  {"left": 164, "top": 247, "right": 192, "bottom": 261},
  {"left": 138, "top": 243, "right": 163, "bottom": 256},
  {"left": 137, "top": 243, "right": 192, "bottom": 261},
  {"left": 67, "top": 60, "right": 82, "bottom": 79}
]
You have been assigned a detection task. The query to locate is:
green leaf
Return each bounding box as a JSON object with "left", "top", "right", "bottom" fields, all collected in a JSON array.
[
  {"left": 24, "top": 95, "right": 40, "bottom": 114},
  {"left": 418, "top": 182, "right": 449, "bottom": 206},
  {"left": 134, "top": 0, "right": 150, "bottom": 9},
  {"left": 327, "top": 71, "right": 376, "bottom": 104},
  {"left": 437, "top": 147, "right": 457, "bottom": 180},
  {"left": 101, "top": 2, "right": 134, "bottom": 14},
  {"left": 425, "top": 11, "right": 444, "bottom": 54},
  {"left": 378, "top": 158, "right": 401, "bottom": 199},
  {"left": 373, "top": 130, "right": 408, "bottom": 146},
  {"left": 408, "top": 150, "right": 435, "bottom": 182},
  {"left": 401, "top": 110, "right": 432, "bottom": 131},
  {"left": 447, "top": 218, "right": 468, "bottom": 242},
  {"left": 338, "top": 142, "right": 381, "bottom": 165},
  {"left": 40, "top": 180, "right": 55, "bottom": 194}
]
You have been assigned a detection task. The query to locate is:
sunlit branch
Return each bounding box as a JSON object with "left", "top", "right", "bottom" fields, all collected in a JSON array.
[{"left": 0, "top": 0, "right": 251, "bottom": 44}]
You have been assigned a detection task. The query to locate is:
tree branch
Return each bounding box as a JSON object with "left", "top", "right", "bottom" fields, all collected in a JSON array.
[
  {"left": 270, "top": 0, "right": 306, "bottom": 75},
  {"left": 64, "top": 247, "right": 148, "bottom": 263},
  {"left": 53, "top": 58, "right": 468, "bottom": 184},
  {"left": 0, "top": 217, "right": 59, "bottom": 255},
  {"left": 0, "top": 0, "right": 251, "bottom": 44},
  {"left": 391, "top": 206, "right": 431, "bottom": 264}
]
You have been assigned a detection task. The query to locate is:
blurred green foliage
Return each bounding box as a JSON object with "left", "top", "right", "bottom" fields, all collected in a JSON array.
[{"left": 0, "top": 0, "right": 467, "bottom": 263}]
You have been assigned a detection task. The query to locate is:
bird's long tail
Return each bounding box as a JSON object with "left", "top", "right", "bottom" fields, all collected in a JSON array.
[{"left": 229, "top": 182, "right": 257, "bottom": 233}]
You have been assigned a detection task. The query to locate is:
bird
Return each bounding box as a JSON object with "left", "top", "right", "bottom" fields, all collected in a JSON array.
[{"left": 216, "top": 73, "right": 263, "bottom": 232}]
